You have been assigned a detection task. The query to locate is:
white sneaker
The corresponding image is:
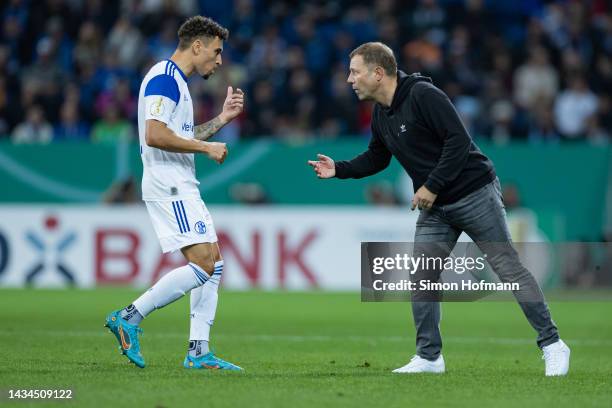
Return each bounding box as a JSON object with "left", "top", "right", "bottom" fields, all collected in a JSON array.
[
  {"left": 542, "top": 339, "right": 570, "bottom": 376},
  {"left": 392, "top": 355, "right": 445, "bottom": 374}
]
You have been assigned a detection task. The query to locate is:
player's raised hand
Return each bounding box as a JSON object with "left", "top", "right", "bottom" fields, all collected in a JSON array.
[
  {"left": 220, "top": 86, "right": 244, "bottom": 123},
  {"left": 203, "top": 141, "right": 228, "bottom": 164},
  {"left": 307, "top": 154, "right": 336, "bottom": 179}
]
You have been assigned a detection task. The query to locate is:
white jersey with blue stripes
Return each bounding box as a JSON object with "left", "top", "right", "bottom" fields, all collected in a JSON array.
[{"left": 138, "top": 59, "right": 199, "bottom": 201}]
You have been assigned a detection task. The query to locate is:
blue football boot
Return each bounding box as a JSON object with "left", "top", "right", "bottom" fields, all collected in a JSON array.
[
  {"left": 183, "top": 352, "right": 243, "bottom": 371},
  {"left": 104, "top": 310, "right": 145, "bottom": 368}
]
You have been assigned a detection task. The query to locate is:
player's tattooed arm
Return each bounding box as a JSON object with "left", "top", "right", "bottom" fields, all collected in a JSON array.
[
  {"left": 194, "top": 117, "right": 224, "bottom": 141},
  {"left": 194, "top": 86, "right": 244, "bottom": 141}
]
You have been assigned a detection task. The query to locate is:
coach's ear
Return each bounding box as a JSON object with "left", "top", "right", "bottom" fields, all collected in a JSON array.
[{"left": 374, "top": 66, "right": 384, "bottom": 82}]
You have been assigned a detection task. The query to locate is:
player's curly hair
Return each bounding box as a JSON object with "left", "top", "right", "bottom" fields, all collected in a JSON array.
[{"left": 178, "top": 16, "right": 229, "bottom": 49}]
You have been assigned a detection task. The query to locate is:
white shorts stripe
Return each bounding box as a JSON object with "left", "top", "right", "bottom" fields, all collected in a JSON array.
[
  {"left": 171, "top": 201, "right": 184, "bottom": 233},
  {"left": 179, "top": 200, "right": 190, "bottom": 232}
]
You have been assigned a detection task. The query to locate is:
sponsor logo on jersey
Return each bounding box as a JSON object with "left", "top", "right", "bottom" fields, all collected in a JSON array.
[{"left": 182, "top": 122, "right": 194, "bottom": 132}]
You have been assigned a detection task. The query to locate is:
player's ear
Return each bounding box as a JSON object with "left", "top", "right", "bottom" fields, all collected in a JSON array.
[{"left": 192, "top": 39, "right": 201, "bottom": 55}]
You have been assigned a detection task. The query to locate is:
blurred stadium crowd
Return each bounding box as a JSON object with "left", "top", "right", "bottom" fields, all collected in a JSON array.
[{"left": 1, "top": 0, "right": 611, "bottom": 143}]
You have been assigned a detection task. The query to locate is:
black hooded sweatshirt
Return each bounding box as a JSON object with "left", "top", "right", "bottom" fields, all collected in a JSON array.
[{"left": 335, "top": 71, "right": 496, "bottom": 205}]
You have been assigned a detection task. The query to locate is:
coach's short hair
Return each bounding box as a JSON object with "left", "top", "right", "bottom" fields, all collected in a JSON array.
[
  {"left": 178, "top": 16, "right": 229, "bottom": 49},
  {"left": 349, "top": 42, "right": 397, "bottom": 76}
]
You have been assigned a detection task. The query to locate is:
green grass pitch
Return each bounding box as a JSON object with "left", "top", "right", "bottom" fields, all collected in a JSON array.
[{"left": 0, "top": 289, "right": 610, "bottom": 407}]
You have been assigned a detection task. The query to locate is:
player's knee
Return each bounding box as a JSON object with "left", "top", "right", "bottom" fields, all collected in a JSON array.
[
  {"left": 183, "top": 243, "right": 223, "bottom": 275},
  {"left": 190, "top": 258, "right": 215, "bottom": 275}
]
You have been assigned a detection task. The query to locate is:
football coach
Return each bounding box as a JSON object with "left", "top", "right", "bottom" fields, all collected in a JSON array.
[{"left": 308, "top": 42, "right": 570, "bottom": 376}]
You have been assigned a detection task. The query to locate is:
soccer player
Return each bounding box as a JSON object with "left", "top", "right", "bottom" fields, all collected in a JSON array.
[
  {"left": 308, "top": 42, "right": 570, "bottom": 376},
  {"left": 104, "top": 16, "right": 244, "bottom": 370}
]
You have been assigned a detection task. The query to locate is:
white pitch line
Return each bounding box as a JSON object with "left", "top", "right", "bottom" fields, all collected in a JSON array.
[{"left": 0, "top": 329, "right": 610, "bottom": 347}]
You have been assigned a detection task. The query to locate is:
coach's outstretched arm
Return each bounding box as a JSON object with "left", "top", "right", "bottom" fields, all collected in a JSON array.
[
  {"left": 308, "top": 128, "right": 392, "bottom": 179},
  {"left": 145, "top": 119, "right": 227, "bottom": 163},
  {"left": 194, "top": 86, "right": 244, "bottom": 141},
  {"left": 308, "top": 154, "right": 336, "bottom": 178}
]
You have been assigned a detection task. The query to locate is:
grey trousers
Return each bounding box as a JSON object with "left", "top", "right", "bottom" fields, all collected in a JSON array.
[{"left": 411, "top": 178, "right": 559, "bottom": 360}]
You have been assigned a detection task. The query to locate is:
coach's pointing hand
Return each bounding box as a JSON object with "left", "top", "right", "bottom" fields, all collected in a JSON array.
[
  {"left": 203, "top": 141, "right": 228, "bottom": 164},
  {"left": 308, "top": 154, "right": 336, "bottom": 178},
  {"left": 412, "top": 185, "right": 437, "bottom": 210}
]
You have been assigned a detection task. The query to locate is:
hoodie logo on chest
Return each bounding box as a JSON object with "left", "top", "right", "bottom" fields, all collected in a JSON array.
[{"left": 398, "top": 124, "right": 407, "bottom": 136}]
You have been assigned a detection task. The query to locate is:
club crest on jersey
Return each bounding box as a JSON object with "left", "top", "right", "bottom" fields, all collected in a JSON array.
[
  {"left": 150, "top": 96, "right": 165, "bottom": 117},
  {"left": 194, "top": 221, "right": 207, "bottom": 234}
]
